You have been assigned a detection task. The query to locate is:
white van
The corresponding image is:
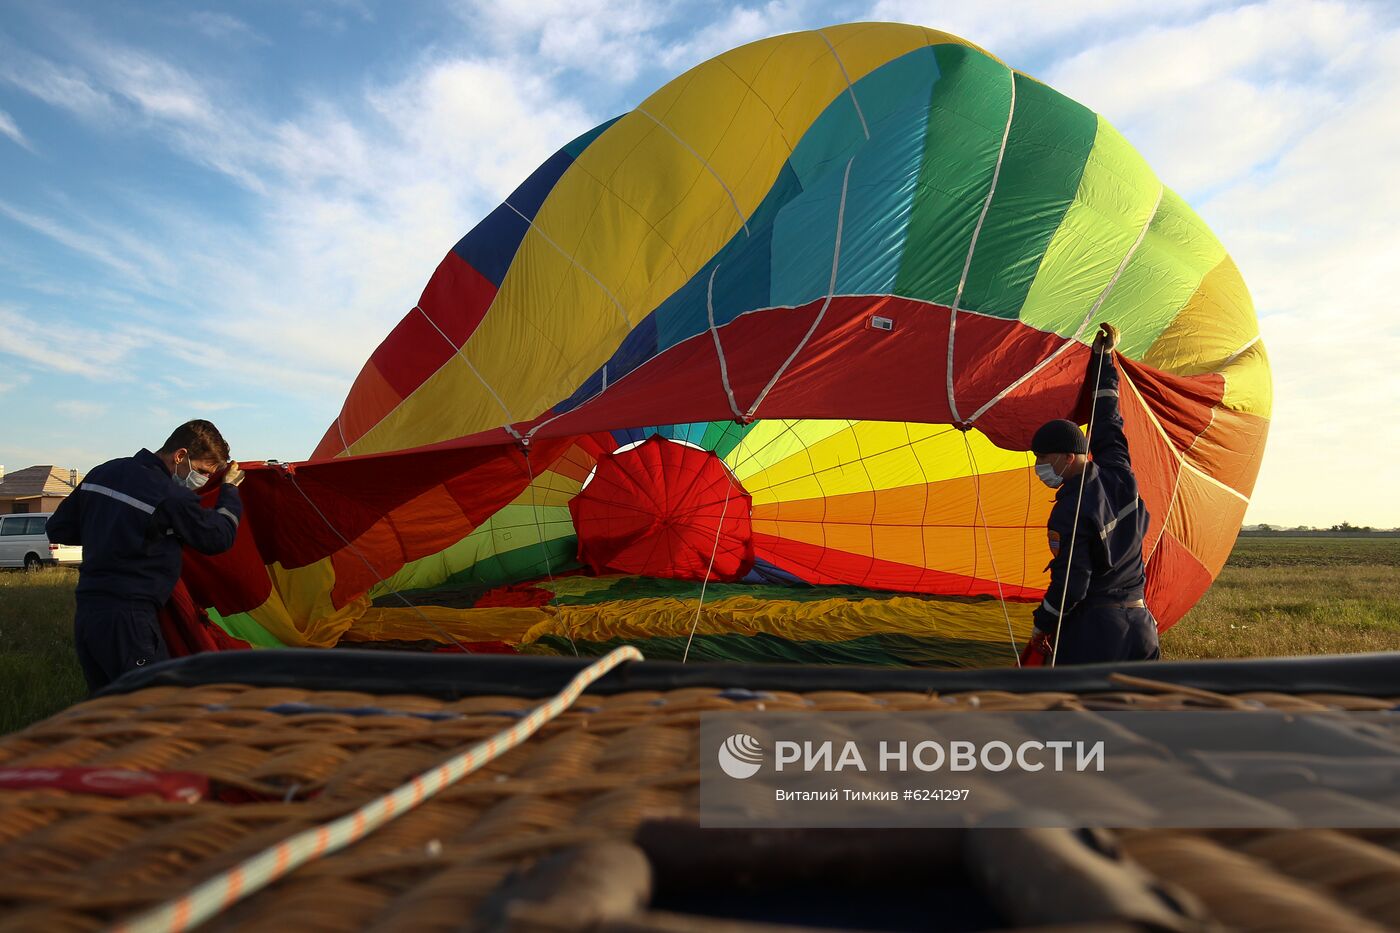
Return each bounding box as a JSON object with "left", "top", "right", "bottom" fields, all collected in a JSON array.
[{"left": 0, "top": 513, "right": 82, "bottom": 570}]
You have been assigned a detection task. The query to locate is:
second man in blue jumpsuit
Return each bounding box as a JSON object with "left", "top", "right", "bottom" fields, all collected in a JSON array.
[
  {"left": 1023, "top": 323, "right": 1160, "bottom": 665},
  {"left": 46, "top": 420, "right": 245, "bottom": 692}
]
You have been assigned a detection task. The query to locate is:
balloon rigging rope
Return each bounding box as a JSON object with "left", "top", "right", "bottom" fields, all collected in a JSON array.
[
  {"left": 522, "top": 447, "right": 578, "bottom": 657},
  {"left": 682, "top": 473, "right": 736, "bottom": 664},
  {"left": 111, "top": 645, "right": 643, "bottom": 933},
  {"left": 1050, "top": 347, "right": 1108, "bottom": 668},
  {"left": 959, "top": 431, "right": 1021, "bottom": 668},
  {"left": 282, "top": 468, "right": 472, "bottom": 655}
]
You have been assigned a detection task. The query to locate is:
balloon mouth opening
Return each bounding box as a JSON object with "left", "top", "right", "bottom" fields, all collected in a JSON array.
[
  {"left": 568, "top": 436, "right": 754, "bottom": 583},
  {"left": 580, "top": 437, "right": 736, "bottom": 491}
]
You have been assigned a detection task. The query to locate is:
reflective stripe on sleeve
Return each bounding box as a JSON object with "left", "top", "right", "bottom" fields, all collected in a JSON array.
[
  {"left": 1100, "top": 498, "right": 1139, "bottom": 539},
  {"left": 81, "top": 483, "right": 156, "bottom": 515},
  {"left": 1039, "top": 598, "right": 1061, "bottom": 617},
  {"left": 1094, "top": 389, "right": 1118, "bottom": 399},
  {"left": 217, "top": 507, "right": 239, "bottom": 528}
]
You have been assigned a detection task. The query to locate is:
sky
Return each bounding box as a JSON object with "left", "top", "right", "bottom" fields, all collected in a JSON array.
[{"left": 0, "top": 0, "right": 1397, "bottom": 528}]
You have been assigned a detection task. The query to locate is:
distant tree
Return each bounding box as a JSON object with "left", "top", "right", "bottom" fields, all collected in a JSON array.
[
  {"left": 1257, "top": 523, "right": 1274, "bottom": 532},
  {"left": 1327, "top": 522, "right": 1374, "bottom": 533}
]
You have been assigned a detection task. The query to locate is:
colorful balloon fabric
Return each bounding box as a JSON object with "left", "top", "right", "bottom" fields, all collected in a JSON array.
[
  {"left": 188, "top": 23, "right": 1269, "bottom": 666},
  {"left": 568, "top": 435, "right": 755, "bottom": 582}
]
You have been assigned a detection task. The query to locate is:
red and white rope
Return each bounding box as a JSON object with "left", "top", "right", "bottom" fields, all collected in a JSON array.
[{"left": 112, "top": 645, "right": 643, "bottom": 933}]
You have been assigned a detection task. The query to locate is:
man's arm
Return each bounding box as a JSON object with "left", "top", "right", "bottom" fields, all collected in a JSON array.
[
  {"left": 45, "top": 489, "right": 83, "bottom": 545},
  {"left": 1087, "top": 324, "right": 1131, "bottom": 474},
  {"left": 160, "top": 484, "right": 243, "bottom": 555},
  {"left": 1032, "top": 514, "right": 1095, "bottom": 634}
]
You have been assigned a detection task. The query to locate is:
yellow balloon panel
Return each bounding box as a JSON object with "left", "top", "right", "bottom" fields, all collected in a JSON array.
[
  {"left": 740, "top": 421, "right": 1029, "bottom": 506},
  {"left": 1143, "top": 255, "right": 1270, "bottom": 416}
]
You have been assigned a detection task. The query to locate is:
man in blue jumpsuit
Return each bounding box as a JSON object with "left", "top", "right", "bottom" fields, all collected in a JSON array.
[
  {"left": 47, "top": 420, "right": 245, "bottom": 692},
  {"left": 1022, "top": 324, "right": 1160, "bottom": 665}
]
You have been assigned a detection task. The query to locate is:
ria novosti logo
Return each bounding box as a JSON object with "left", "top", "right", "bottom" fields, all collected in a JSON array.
[{"left": 717, "top": 733, "right": 764, "bottom": 779}]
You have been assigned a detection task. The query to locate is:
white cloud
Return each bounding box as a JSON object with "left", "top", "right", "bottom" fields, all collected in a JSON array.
[
  {"left": 0, "top": 37, "right": 268, "bottom": 188},
  {"left": 453, "top": 0, "right": 672, "bottom": 82},
  {"left": 88, "top": 46, "right": 216, "bottom": 124},
  {"left": 0, "top": 109, "right": 33, "bottom": 151},
  {"left": 0, "top": 305, "right": 146, "bottom": 379},
  {"left": 1042, "top": 0, "right": 1377, "bottom": 194},
  {"left": 864, "top": 0, "right": 1233, "bottom": 60},
  {"left": 0, "top": 371, "right": 31, "bottom": 395},
  {"left": 0, "top": 44, "right": 114, "bottom": 122},
  {"left": 1204, "top": 35, "right": 1400, "bottom": 526},
  {"left": 60, "top": 40, "right": 275, "bottom": 191},
  {"left": 189, "top": 11, "right": 268, "bottom": 46},
  {"left": 184, "top": 400, "right": 252, "bottom": 412},
  {"left": 191, "top": 55, "right": 596, "bottom": 381},
  {"left": 129, "top": 53, "right": 598, "bottom": 389},
  {"left": 0, "top": 198, "right": 172, "bottom": 290},
  {"left": 367, "top": 57, "right": 594, "bottom": 198},
  {"left": 659, "top": 0, "right": 812, "bottom": 72},
  {"left": 0, "top": 39, "right": 598, "bottom": 422},
  {"left": 54, "top": 400, "right": 109, "bottom": 419},
  {"left": 300, "top": 0, "right": 376, "bottom": 33},
  {"left": 1, "top": 15, "right": 604, "bottom": 395}
]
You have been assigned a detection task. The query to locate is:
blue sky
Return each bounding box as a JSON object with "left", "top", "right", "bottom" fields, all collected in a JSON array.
[{"left": 1, "top": 0, "right": 1397, "bottom": 527}]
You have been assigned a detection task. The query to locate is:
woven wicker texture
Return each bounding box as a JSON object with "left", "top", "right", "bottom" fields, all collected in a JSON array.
[{"left": 1, "top": 680, "right": 1397, "bottom": 932}]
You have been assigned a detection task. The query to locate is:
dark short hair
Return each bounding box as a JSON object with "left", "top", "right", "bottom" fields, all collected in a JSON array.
[{"left": 159, "top": 420, "right": 230, "bottom": 462}]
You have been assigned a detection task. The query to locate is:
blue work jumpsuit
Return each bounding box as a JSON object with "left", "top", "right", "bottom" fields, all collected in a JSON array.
[
  {"left": 1031, "top": 348, "right": 1161, "bottom": 664},
  {"left": 46, "top": 449, "right": 242, "bottom": 691}
]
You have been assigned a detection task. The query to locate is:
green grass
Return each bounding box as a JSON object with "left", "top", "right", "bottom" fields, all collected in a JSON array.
[
  {"left": 1, "top": 538, "right": 1397, "bottom": 734},
  {"left": 0, "top": 567, "right": 86, "bottom": 736},
  {"left": 1210, "top": 535, "right": 1400, "bottom": 568},
  {"left": 1161, "top": 537, "right": 1400, "bottom": 660}
]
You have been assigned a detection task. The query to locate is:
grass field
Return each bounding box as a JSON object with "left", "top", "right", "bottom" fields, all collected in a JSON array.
[
  {"left": 0, "top": 567, "right": 84, "bottom": 737},
  {"left": 1159, "top": 537, "right": 1400, "bottom": 660},
  {"left": 2, "top": 537, "right": 1397, "bottom": 734}
]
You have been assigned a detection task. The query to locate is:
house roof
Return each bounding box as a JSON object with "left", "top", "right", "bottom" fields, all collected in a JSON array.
[{"left": 0, "top": 464, "right": 83, "bottom": 500}]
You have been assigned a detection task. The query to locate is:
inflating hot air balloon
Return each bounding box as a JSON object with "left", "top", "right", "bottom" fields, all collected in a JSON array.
[{"left": 185, "top": 22, "right": 1269, "bottom": 667}]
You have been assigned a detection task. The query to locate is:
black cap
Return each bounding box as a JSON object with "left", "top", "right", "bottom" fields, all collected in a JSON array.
[{"left": 1031, "top": 419, "right": 1087, "bottom": 456}]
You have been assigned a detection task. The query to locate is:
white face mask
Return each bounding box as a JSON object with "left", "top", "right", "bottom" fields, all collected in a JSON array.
[
  {"left": 178, "top": 457, "right": 209, "bottom": 491},
  {"left": 1035, "top": 461, "right": 1064, "bottom": 489}
]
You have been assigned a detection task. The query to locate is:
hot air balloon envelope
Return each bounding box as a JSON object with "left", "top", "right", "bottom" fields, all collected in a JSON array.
[{"left": 182, "top": 23, "right": 1270, "bottom": 668}]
